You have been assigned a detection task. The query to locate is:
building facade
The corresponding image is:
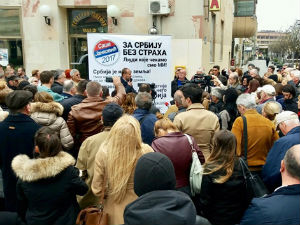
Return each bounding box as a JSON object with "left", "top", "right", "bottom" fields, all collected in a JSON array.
[
  {"left": 256, "top": 30, "right": 286, "bottom": 56},
  {"left": 0, "top": 0, "right": 234, "bottom": 79}
]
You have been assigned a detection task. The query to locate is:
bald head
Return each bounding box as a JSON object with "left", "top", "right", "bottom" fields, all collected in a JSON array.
[
  {"left": 174, "top": 90, "right": 184, "bottom": 107},
  {"left": 283, "top": 145, "right": 300, "bottom": 181}
]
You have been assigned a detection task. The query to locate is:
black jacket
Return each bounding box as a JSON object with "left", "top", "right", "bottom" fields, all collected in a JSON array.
[
  {"left": 51, "top": 81, "right": 63, "bottom": 94},
  {"left": 125, "top": 190, "right": 196, "bottom": 225},
  {"left": 60, "top": 94, "right": 86, "bottom": 121},
  {"left": 0, "top": 114, "right": 41, "bottom": 211},
  {"left": 171, "top": 78, "right": 188, "bottom": 97},
  {"left": 198, "top": 158, "right": 248, "bottom": 225},
  {"left": 240, "top": 184, "right": 300, "bottom": 225},
  {"left": 121, "top": 77, "right": 136, "bottom": 94},
  {"left": 124, "top": 152, "right": 196, "bottom": 225},
  {"left": 12, "top": 152, "right": 88, "bottom": 225},
  {"left": 283, "top": 97, "right": 298, "bottom": 114}
]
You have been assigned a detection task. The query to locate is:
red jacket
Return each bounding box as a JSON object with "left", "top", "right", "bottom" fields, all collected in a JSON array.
[{"left": 152, "top": 132, "right": 205, "bottom": 188}]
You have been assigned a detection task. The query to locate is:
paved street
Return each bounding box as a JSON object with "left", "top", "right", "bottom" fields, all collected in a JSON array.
[{"left": 242, "top": 59, "right": 270, "bottom": 77}]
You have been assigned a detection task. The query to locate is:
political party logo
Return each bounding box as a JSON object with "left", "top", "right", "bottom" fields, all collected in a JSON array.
[{"left": 94, "top": 40, "right": 119, "bottom": 66}]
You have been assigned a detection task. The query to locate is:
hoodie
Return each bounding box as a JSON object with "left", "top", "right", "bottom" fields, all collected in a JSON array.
[{"left": 124, "top": 152, "right": 196, "bottom": 225}]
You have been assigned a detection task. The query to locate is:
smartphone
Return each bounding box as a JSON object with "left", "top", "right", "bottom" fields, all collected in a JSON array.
[{"left": 105, "top": 77, "right": 113, "bottom": 83}]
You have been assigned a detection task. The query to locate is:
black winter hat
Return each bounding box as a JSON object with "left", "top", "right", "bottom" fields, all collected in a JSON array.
[
  {"left": 5, "top": 90, "right": 33, "bottom": 110},
  {"left": 102, "top": 103, "right": 123, "bottom": 125},
  {"left": 134, "top": 152, "right": 176, "bottom": 197}
]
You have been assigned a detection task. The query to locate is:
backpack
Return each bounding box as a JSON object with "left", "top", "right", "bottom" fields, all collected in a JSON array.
[{"left": 184, "top": 134, "right": 203, "bottom": 196}]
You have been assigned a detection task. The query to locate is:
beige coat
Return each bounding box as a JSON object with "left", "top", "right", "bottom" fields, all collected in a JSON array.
[
  {"left": 173, "top": 103, "right": 220, "bottom": 159},
  {"left": 91, "top": 144, "right": 153, "bottom": 225},
  {"left": 75, "top": 128, "right": 110, "bottom": 209},
  {"left": 31, "top": 102, "right": 74, "bottom": 150}
]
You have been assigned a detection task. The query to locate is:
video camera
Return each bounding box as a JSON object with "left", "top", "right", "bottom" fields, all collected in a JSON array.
[{"left": 190, "top": 74, "right": 214, "bottom": 90}]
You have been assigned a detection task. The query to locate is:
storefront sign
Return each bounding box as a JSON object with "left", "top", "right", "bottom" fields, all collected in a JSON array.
[
  {"left": 0, "top": 48, "right": 9, "bottom": 66},
  {"left": 88, "top": 34, "right": 172, "bottom": 113},
  {"left": 69, "top": 9, "right": 108, "bottom": 34},
  {"left": 209, "top": 0, "right": 221, "bottom": 11}
]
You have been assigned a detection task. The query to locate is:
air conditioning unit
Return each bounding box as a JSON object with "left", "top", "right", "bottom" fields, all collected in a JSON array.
[{"left": 149, "top": 0, "right": 170, "bottom": 15}]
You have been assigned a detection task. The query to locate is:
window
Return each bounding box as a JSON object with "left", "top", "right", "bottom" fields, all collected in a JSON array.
[
  {"left": 68, "top": 9, "right": 107, "bottom": 78},
  {"left": 210, "top": 14, "right": 216, "bottom": 62},
  {"left": 220, "top": 20, "right": 224, "bottom": 60},
  {"left": 234, "top": 0, "right": 255, "bottom": 17},
  {"left": 0, "top": 9, "right": 23, "bottom": 67}
]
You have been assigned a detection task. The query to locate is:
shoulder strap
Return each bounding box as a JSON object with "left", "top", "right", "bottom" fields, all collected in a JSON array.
[
  {"left": 184, "top": 134, "right": 196, "bottom": 152},
  {"left": 242, "top": 116, "right": 248, "bottom": 163},
  {"left": 99, "top": 173, "right": 107, "bottom": 205}
]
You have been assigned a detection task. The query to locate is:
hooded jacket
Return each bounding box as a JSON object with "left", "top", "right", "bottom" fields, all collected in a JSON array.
[
  {"left": 30, "top": 102, "right": 73, "bottom": 150},
  {"left": 124, "top": 152, "right": 196, "bottom": 225},
  {"left": 12, "top": 152, "right": 88, "bottom": 225}
]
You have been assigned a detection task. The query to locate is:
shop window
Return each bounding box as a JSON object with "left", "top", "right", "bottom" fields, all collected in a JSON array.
[
  {"left": 68, "top": 9, "right": 108, "bottom": 78},
  {"left": 0, "top": 9, "right": 23, "bottom": 67}
]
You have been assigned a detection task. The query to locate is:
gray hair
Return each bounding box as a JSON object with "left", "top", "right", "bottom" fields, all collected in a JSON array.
[
  {"left": 211, "top": 88, "right": 223, "bottom": 99},
  {"left": 284, "top": 145, "right": 300, "bottom": 181},
  {"left": 86, "top": 81, "right": 102, "bottom": 97},
  {"left": 63, "top": 80, "right": 75, "bottom": 92},
  {"left": 135, "top": 92, "right": 152, "bottom": 110},
  {"left": 70, "top": 69, "right": 79, "bottom": 77},
  {"left": 236, "top": 93, "right": 256, "bottom": 109},
  {"left": 55, "top": 69, "right": 64, "bottom": 79},
  {"left": 174, "top": 90, "right": 183, "bottom": 106},
  {"left": 291, "top": 70, "right": 300, "bottom": 79},
  {"left": 250, "top": 69, "right": 258, "bottom": 75}
]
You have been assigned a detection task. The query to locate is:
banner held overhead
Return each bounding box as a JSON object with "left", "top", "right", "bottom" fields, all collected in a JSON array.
[{"left": 87, "top": 34, "right": 172, "bottom": 113}]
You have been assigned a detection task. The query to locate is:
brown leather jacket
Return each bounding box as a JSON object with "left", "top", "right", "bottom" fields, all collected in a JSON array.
[{"left": 67, "top": 86, "right": 125, "bottom": 152}]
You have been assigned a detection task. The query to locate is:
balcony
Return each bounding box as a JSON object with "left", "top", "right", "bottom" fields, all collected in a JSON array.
[{"left": 232, "top": 0, "right": 257, "bottom": 38}]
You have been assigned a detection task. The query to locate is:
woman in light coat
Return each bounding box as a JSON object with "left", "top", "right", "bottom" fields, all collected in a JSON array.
[
  {"left": 30, "top": 92, "right": 73, "bottom": 150},
  {"left": 92, "top": 115, "right": 153, "bottom": 225}
]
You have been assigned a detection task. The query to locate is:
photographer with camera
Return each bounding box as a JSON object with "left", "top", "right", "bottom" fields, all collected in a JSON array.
[
  {"left": 171, "top": 68, "right": 189, "bottom": 97},
  {"left": 121, "top": 68, "right": 137, "bottom": 94},
  {"left": 138, "top": 83, "right": 160, "bottom": 114}
]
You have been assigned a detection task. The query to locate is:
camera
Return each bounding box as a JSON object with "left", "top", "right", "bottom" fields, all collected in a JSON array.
[
  {"left": 190, "top": 74, "right": 214, "bottom": 90},
  {"left": 138, "top": 83, "right": 157, "bottom": 100},
  {"left": 105, "top": 76, "right": 113, "bottom": 83}
]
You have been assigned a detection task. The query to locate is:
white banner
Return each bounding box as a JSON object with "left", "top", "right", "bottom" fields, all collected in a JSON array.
[
  {"left": 0, "top": 48, "right": 9, "bottom": 66},
  {"left": 87, "top": 34, "right": 172, "bottom": 113}
]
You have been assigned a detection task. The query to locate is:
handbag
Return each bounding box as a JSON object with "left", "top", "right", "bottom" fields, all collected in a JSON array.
[
  {"left": 240, "top": 116, "right": 268, "bottom": 202},
  {"left": 76, "top": 175, "right": 109, "bottom": 225},
  {"left": 184, "top": 134, "right": 203, "bottom": 196}
]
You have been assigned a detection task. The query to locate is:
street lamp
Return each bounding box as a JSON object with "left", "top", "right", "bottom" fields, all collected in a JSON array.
[
  {"left": 107, "top": 5, "right": 120, "bottom": 26},
  {"left": 39, "top": 5, "right": 52, "bottom": 26}
]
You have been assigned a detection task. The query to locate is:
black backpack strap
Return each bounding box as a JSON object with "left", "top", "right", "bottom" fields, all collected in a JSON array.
[{"left": 242, "top": 116, "right": 248, "bottom": 164}]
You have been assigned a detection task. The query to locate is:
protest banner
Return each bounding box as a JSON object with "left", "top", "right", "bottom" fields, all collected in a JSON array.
[{"left": 87, "top": 34, "right": 172, "bottom": 113}]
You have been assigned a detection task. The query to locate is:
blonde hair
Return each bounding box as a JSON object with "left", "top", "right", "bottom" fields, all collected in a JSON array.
[
  {"left": 121, "top": 93, "right": 137, "bottom": 114},
  {"left": 203, "top": 130, "right": 236, "bottom": 183},
  {"left": 262, "top": 102, "right": 281, "bottom": 121},
  {"left": 154, "top": 118, "right": 178, "bottom": 136},
  {"left": 103, "top": 115, "right": 143, "bottom": 203},
  {"left": 34, "top": 92, "right": 54, "bottom": 103},
  {"left": 0, "top": 80, "right": 13, "bottom": 103}
]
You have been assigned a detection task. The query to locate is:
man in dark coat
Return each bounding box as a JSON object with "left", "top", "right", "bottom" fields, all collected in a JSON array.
[
  {"left": 60, "top": 79, "right": 88, "bottom": 121},
  {"left": 262, "top": 111, "right": 300, "bottom": 192},
  {"left": 0, "top": 90, "right": 41, "bottom": 211},
  {"left": 124, "top": 152, "right": 197, "bottom": 225},
  {"left": 133, "top": 92, "right": 157, "bottom": 145},
  {"left": 121, "top": 68, "right": 136, "bottom": 94},
  {"left": 51, "top": 69, "right": 66, "bottom": 94},
  {"left": 240, "top": 145, "right": 300, "bottom": 225}
]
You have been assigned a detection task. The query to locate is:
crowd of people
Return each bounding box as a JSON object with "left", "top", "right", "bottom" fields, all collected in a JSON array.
[{"left": 0, "top": 62, "right": 299, "bottom": 225}]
